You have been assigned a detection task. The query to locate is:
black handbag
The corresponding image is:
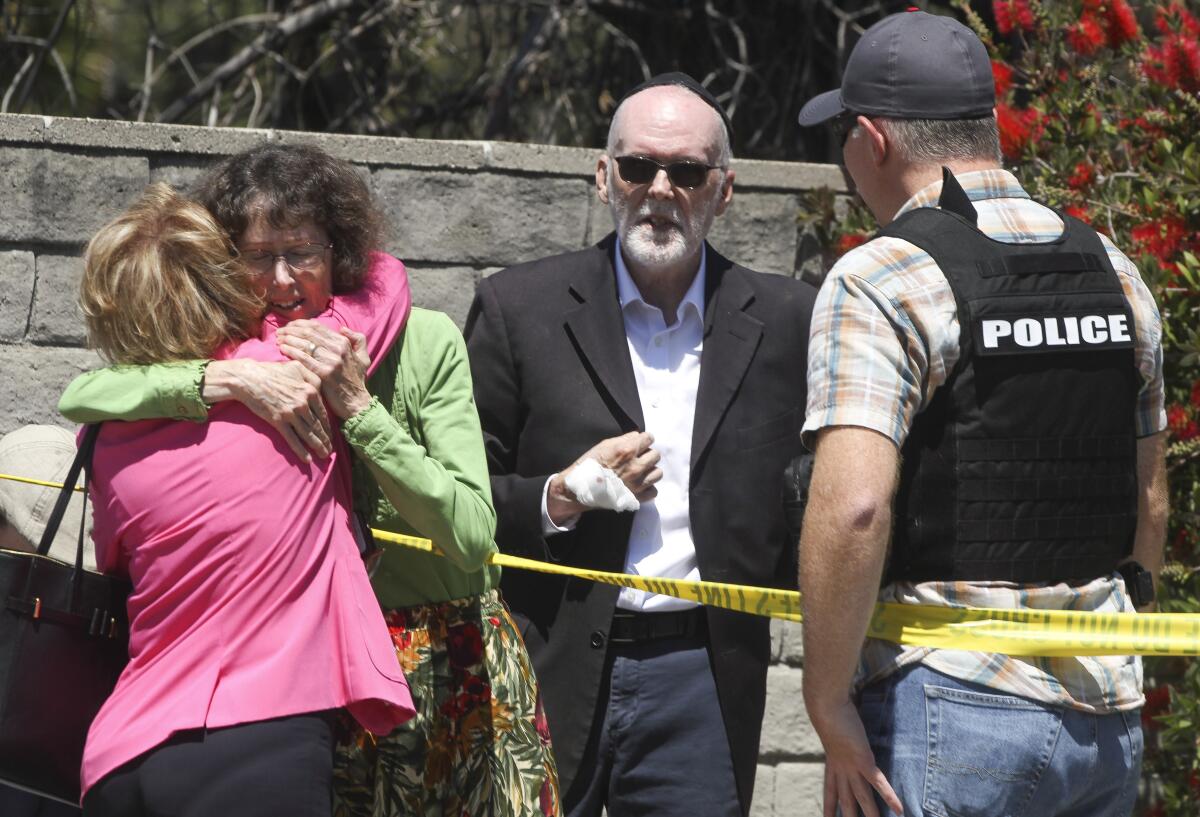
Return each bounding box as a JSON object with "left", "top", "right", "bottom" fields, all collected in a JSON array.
[{"left": 0, "top": 424, "right": 130, "bottom": 805}]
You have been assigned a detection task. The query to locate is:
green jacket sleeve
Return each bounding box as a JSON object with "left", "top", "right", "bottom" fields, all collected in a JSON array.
[
  {"left": 57, "top": 362, "right": 210, "bottom": 423},
  {"left": 342, "top": 312, "right": 497, "bottom": 572}
]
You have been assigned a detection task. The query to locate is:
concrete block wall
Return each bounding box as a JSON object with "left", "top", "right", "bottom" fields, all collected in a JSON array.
[{"left": 0, "top": 114, "right": 843, "bottom": 815}]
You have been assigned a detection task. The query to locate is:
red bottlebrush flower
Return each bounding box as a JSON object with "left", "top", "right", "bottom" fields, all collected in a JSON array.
[
  {"left": 992, "top": 60, "right": 1015, "bottom": 96},
  {"left": 996, "top": 104, "right": 1044, "bottom": 158},
  {"left": 1015, "top": 0, "right": 1035, "bottom": 31},
  {"left": 1068, "top": 14, "right": 1106, "bottom": 55},
  {"left": 1142, "top": 684, "right": 1171, "bottom": 730},
  {"left": 993, "top": 0, "right": 1034, "bottom": 35},
  {"left": 1074, "top": 0, "right": 1139, "bottom": 50},
  {"left": 1106, "top": 0, "right": 1140, "bottom": 47},
  {"left": 994, "top": 0, "right": 1014, "bottom": 35},
  {"left": 1171, "top": 526, "right": 1196, "bottom": 561},
  {"left": 1064, "top": 204, "right": 1092, "bottom": 224},
  {"left": 1131, "top": 218, "right": 1188, "bottom": 263},
  {"left": 1156, "top": 2, "right": 1200, "bottom": 38},
  {"left": 836, "top": 233, "right": 868, "bottom": 254},
  {"left": 1067, "top": 162, "right": 1094, "bottom": 189},
  {"left": 1167, "top": 402, "right": 1187, "bottom": 431},
  {"left": 1144, "top": 684, "right": 1171, "bottom": 715},
  {"left": 1144, "top": 34, "right": 1200, "bottom": 92},
  {"left": 1168, "top": 403, "right": 1199, "bottom": 441},
  {"left": 1190, "top": 379, "right": 1200, "bottom": 409},
  {"left": 1119, "top": 112, "right": 1167, "bottom": 139}
]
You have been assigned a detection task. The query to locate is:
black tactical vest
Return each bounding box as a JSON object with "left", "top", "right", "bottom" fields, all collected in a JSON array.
[{"left": 881, "top": 171, "right": 1139, "bottom": 584}]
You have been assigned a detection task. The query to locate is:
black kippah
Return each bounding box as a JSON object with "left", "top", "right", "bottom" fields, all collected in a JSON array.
[{"left": 616, "top": 71, "right": 734, "bottom": 142}]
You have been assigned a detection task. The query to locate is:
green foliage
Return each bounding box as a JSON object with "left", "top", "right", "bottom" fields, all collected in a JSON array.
[{"left": 798, "top": 3, "right": 1200, "bottom": 813}]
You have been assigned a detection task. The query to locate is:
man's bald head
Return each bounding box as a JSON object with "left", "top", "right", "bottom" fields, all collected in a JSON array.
[{"left": 606, "top": 84, "right": 732, "bottom": 169}]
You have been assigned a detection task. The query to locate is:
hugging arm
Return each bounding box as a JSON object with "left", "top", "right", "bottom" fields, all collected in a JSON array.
[
  {"left": 331, "top": 314, "right": 498, "bottom": 572},
  {"left": 57, "top": 359, "right": 332, "bottom": 460}
]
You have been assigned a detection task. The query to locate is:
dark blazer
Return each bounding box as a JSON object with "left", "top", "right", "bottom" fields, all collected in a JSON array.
[{"left": 464, "top": 234, "right": 816, "bottom": 815}]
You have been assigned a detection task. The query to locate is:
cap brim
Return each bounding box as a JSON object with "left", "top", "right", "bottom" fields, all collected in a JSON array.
[{"left": 797, "top": 90, "right": 845, "bottom": 127}]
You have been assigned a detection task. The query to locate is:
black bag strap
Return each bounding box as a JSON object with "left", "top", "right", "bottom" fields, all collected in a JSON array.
[{"left": 34, "top": 423, "right": 99, "bottom": 559}]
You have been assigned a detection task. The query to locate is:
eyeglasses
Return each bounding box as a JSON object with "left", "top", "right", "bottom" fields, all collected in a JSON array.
[
  {"left": 614, "top": 156, "right": 722, "bottom": 189},
  {"left": 240, "top": 242, "right": 333, "bottom": 273},
  {"left": 833, "top": 111, "right": 861, "bottom": 147}
]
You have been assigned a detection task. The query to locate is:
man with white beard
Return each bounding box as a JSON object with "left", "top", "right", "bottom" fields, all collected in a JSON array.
[{"left": 465, "top": 74, "right": 817, "bottom": 817}]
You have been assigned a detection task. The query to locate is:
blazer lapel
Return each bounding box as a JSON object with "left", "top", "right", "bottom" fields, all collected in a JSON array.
[
  {"left": 563, "top": 237, "right": 644, "bottom": 432},
  {"left": 691, "top": 248, "right": 763, "bottom": 472}
]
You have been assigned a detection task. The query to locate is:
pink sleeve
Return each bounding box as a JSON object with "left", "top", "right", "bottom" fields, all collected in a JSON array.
[{"left": 325, "top": 252, "right": 413, "bottom": 377}]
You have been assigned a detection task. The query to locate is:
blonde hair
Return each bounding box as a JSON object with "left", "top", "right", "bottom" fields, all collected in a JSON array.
[{"left": 80, "top": 183, "right": 264, "bottom": 364}]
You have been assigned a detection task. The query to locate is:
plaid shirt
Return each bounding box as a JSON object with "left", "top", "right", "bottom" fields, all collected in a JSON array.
[{"left": 803, "top": 169, "right": 1165, "bottom": 713}]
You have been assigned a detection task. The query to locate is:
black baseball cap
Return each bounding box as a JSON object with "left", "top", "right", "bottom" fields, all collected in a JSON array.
[
  {"left": 797, "top": 10, "right": 994, "bottom": 127},
  {"left": 618, "top": 71, "right": 734, "bottom": 142}
]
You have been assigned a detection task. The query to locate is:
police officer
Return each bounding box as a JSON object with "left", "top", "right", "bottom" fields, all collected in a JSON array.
[{"left": 794, "top": 11, "right": 1168, "bottom": 817}]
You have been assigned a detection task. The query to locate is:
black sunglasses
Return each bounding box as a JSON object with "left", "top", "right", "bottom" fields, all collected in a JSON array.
[
  {"left": 614, "top": 155, "right": 721, "bottom": 189},
  {"left": 833, "top": 111, "right": 861, "bottom": 146}
]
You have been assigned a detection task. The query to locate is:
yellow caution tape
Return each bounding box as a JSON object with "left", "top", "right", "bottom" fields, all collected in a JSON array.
[
  {"left": 5, "top": 472, "right": 1198, "bottom": 656},
  {"left": 0, "top": 473, "right": 85, "bottom": 491},
  {"left": 369, "top": 529, "right": 1200, "bottom": 657}
]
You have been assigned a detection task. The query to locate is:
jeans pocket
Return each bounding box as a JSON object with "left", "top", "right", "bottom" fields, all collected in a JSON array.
[{"left": 922, "top": 684, "right": 1062, "bottom": 817}]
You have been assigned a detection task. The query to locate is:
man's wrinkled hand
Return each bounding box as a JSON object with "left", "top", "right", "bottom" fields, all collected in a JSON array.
[{"left": 547, "top": 431, "right": 662, "bottom": 525}]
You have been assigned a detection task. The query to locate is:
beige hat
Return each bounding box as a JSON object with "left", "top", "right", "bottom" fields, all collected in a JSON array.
[{"left": 0, "top": 425, "right": 97, "bottom": 571}]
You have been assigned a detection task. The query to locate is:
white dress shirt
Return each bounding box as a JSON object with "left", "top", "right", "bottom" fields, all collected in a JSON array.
[{"left": 540, "top": 240, "right": 705, "bottom": 612}]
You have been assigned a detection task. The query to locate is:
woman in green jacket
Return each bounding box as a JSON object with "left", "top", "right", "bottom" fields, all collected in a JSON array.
[{"left": 59, "top": 143, "right": 559, "bottom": 817}]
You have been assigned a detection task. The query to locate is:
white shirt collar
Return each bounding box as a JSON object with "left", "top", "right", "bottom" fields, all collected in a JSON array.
[{"left": 613, "top": 238, "right": 707, "bottom": 325}]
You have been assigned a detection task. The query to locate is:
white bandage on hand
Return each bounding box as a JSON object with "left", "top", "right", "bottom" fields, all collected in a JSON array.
[{"left": 563, "top": 457, "right": 641, "bottom": 513}]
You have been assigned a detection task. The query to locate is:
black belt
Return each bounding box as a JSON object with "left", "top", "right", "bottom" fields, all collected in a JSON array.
[{"left": 608, "top": 608, "right": 707, "bottom": 645}]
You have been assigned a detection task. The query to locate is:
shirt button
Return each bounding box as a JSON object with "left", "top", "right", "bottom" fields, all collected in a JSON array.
[
  {"left": 654, "top": 337, "right": 663, "bottom": 347},
  {"left": 590, "top": 630, "right": 606, "bottom": 649}
]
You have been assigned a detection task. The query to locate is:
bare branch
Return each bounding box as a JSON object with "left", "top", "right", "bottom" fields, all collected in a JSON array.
[
  {"left": 12, "top": 0, "right": 78, "bottom": 111},
  {"left": 3, "top": 33, "right": 77, "bottom": 111},
  {"left": 157, "top": 0, "right": 358, "bottom": 124},
  {"left": 2, "top": 52, "right": 35, "bottom": 113},
  {"left": 129, "top": 13, "right": 281, "bottom": 115},
  {"left": 483, "top": 3, "right": 562, "bottom": 139}
]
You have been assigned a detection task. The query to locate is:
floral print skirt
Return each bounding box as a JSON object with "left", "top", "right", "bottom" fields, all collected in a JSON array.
[{"left": 333, "top": 590, "right": 560, "bottom": 817}]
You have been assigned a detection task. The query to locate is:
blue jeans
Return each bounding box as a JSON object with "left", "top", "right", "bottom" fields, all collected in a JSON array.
[{"left": 857, "top": 664, "right": 1143, "bottom": 817}]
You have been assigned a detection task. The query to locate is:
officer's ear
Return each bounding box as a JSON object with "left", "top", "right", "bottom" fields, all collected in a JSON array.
[{"left": 859, "top": 116, "right": 889, "bottom": 168}]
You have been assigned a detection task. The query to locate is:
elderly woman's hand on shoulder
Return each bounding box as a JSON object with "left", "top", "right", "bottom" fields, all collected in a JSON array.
[{"left": 202, "top": 358, "right": 333, "bottom": 461}]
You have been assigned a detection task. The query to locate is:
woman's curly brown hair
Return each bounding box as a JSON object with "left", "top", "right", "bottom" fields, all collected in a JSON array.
[{"left": 194, "top": 143, "right": 385, "bottom": 293}]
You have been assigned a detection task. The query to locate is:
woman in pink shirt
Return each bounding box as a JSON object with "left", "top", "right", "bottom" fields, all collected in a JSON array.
[{"left": 77, "top": 182, "right": 414, "bottom": 817}]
